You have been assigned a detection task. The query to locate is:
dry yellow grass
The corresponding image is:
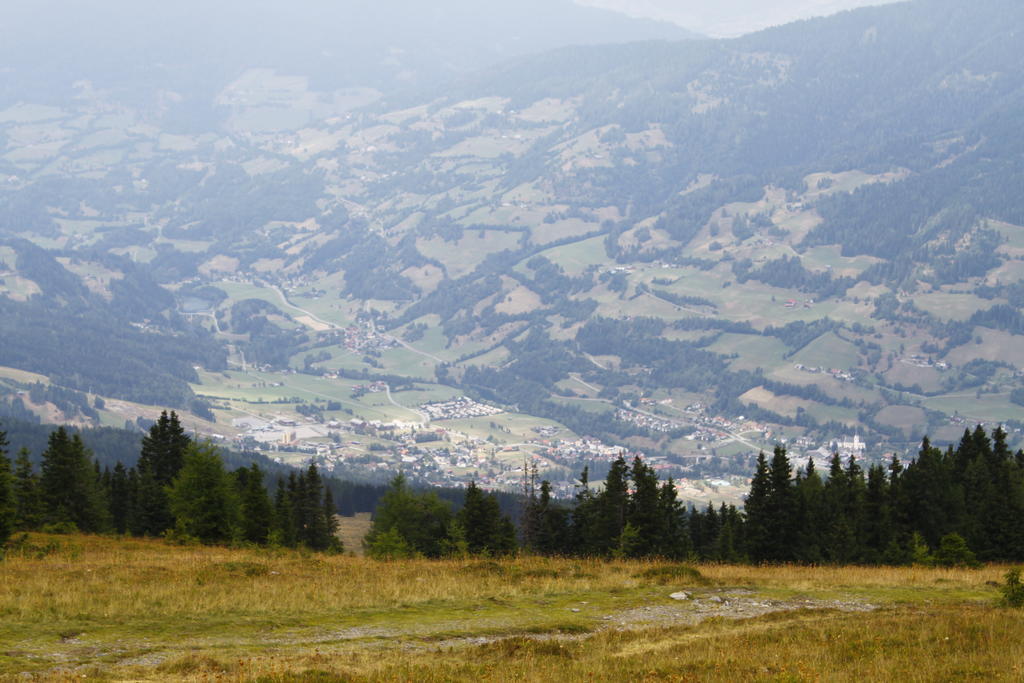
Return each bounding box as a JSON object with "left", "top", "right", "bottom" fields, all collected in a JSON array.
[{"left": 0, "top": 534, "right": 1019, "bottom": 681}]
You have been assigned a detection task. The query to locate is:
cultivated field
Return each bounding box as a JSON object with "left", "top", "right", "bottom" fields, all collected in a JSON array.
[{"left": 1, "top": 534, "right": 1021, "bottom": 681}]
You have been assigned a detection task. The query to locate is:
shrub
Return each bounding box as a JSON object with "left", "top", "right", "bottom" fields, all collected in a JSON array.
[
  {"left": 933, "top": 533, "right": 979, "bottom": 568},
  {"left": 999, "top": 568, "right": 1024, "bottom": 608}
]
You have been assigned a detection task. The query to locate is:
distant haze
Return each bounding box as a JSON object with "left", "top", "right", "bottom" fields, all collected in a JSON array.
[{"left": 575, "top": 0, "right": 904, "bottom": 36}]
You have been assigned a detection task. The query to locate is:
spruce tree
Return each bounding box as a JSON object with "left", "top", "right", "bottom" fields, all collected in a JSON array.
[
  {"left": 273, "top": 477, "right": 296, "bottom": 546},
  {"left": 364, "top": 473, "right": 451, "bottom": 557},
  {"left": 861, "top": 464, "right": 892, "bottom": 563},
  {"left": 822, "top": 453, "right": 857, "bottom": 563},
  {"left": 627, "top": 457, "right": 663, "bottom": 557},
  {"left": 300, "top": 464, "right": 332, "bottom": 550},
  {"left": 593, "top": 455, "right": 629, "bottom": 555},
  {"left": 323, "top": 486, "right": 340, "bottom": 549},
  {"left": 744, "top": 452, "right": 772, "bottom": 562},
  {"left": 167, "top": 441, "right": 240, "bottom": 543},
  {"left": 135, "top": 411, "right": 191, "bottom": 536},
  {"left": 138, "top": 411, "right": 191, "bottom": 485},
  {"left": 794, "top": 458, "right": 824, "bottom": 563},
  {"left": 570, "top": 466, "right": 599, "bottom": 555},
  {"left": 0, "top": 430, "right": 14, "bottom": 546},
  {"left": 12, "top": 448, "right": 42, "bottom": 531},
  {"left": 108, "top": 462, "right": 133, "bottom": 534},
  {"left": 765, "top": 445, "right": 798, "bottom": 562},
  {"left": 39, "top": 428, "right": 108, "bottom": 532},
  {"left": 534, "top": 480, "right": 571, "bottom": 555},
  {"left": 657, "top": 479, "right": 690, "bottom": 559},
  {"left": 237, "top": 464, "right": 274, "bottom": 545},
  {"left": 456, "top": 481, "right": 516, "bottom": 556}
]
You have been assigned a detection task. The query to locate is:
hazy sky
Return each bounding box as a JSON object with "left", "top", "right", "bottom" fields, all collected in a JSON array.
[{"left": 575, "top": 0, "right": 903, "bottom": 37}]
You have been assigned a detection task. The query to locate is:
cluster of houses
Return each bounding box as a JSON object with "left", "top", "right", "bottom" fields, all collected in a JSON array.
[
  {"left": 419, "top": 397, "right": 503, "bottom": 421},
  {"left": 319, "top": 324, "right": 397, "bottom": 355},
  {"left": 616, "top": 408, "right": 684, "bottom": 433}
]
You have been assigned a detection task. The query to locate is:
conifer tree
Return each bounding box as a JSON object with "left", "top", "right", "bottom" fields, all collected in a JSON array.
[
  {"left": 657, "top": 479, "right": 689, "bottom": 559},
  {"left": 0, "top": 430, "right": 14, "bottom": 546},
  {"left": 765, "top": 445, "right": 798, "bottom": 561},
  {"left": 626, "top": 457, "right": 663, "bottom": 557},
  {"left": 744, "top": 452, "right": 772, "bottom": 562},
  {"left": 794, "top": 457, "right": 824, "bottom": 563},
  {"left": 364, "top": 473, "right": 451, "bottom": 557},
  {"left": 39, "top": 427, "right": 108, "bottom": 532},
  {"left": 456, "top": 481, "right": 516, "bottom": 555},
  {"left": 12, "top": 448, "right": 42, "bottom": 531},
  {"left": 299, "top": 464, "right": 333, "bottom": 550},
  {"left": 138, "top": 411, "right": 191, "bottom": 485},
  {"left": 135, "top": 411, "right": 191, "bottom": 536},
  {"left": 273, "top": 477, "right": 296, "bottom": 546},
  {"left": 592, "top": 455, "right": 629, "bottom": 555},
  {"left": 236, "top": 464, "right": 274, "bottom": 545},
  {"left": 323, "top": 485, "right": 339, "bottom": 548},
  {"left": 107, "top": 462, "right": 133, "bottom": 534},
  {"left": 821, "top": 453, "right": 856, "bottom": 563},
  {"left": 167, "top": 441, "right": 239, "bottom": 543},
  {"left": 715, "top": 503, "right": 744, "bottom": 563},
  {"left": 862, "top": 464, "right": 892, "bottom": 564},
  {"left": 570, "top": 465, "right": 599, "bottom": 555},
  {"left": 535, "top": 480, "right": 571, "bottom": 555}
]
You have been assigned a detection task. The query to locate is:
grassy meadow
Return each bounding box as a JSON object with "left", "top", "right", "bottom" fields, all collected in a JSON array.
[{"left": 1, "top": 533, "right": 1022, "bottom": 681}]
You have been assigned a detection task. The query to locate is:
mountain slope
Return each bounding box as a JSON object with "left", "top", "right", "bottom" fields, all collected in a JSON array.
[{"left": 1, "top": 0, "right": 1023, "bottom": 480}]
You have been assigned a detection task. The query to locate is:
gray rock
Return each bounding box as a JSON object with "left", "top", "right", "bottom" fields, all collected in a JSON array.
[{"left": 669, "top": 591, "right": 690, "bottom": 601}]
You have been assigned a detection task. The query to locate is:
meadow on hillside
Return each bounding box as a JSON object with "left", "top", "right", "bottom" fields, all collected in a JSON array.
[{"left": 1, "top": 533, "right": 1022, "bottom": 681}]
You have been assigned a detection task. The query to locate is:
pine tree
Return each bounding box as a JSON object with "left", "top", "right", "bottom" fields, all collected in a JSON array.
[
  {"left": 744, "top": 452, "right": 772, "bottom": 562},
  {"left": 273, "top": 477, "right": 296, "bottom": 546},
  {"left": 592, "top": 455, "right": 629, "bottom": 556},
  {"left": 12, "top": 448, "right": 42, "bottom": 531},
  {"left": 133, "top": 464, "right": 172, "bottom": 536},
  {"left": 323, "top": 486, "right": 339, "bottom": 546},
  {"left": 765, "top": 445, "right": 798, "bottom": 562},
  {"left": 794, "top": 458, "right": 824, "bottom": 563},
  {"left": 364, "top": 473, "right": 451, "bottom": 557},
  {"left": 39, "top": 427, "right": 108, "bottom": 532},
  {"left": 534, "top": 480, "right": 571, "bottom": 555},
  {"left": 656, "top": 479, "right": 690, "bottom": 559},
  {"left": 822, "top": 453, "right": 857, "bottom": 563},
  {"left": 570, "top": 466, "right": 599, "bottom": 555},
  {"left": 456, "top": 481, "right": 516, "bottom": 556},
  {"left": 520, "top": 462, "right": 541, "bottom": 551},
  {"left": 108, "top": 462, "right": 133, "bottom": 534},
  {"left": 715, "top": 504, "right": 744, "bottom": 563},
  {"left": 135, "top": 411, "right": 191, "bottom": 536},
  {"left": 0, "top": 429, "right": 14, "bottom": 546},
  {"left": 626, "top": 456, "right": 662, "bottom": 557},
  {"left": 898, "top": 438, "right": 963, "bottom": 548},
  {"left": 300, "top": 464, "right": 332, "bottom": 550},
  {"left": 237, "top": 464, "right": 274, "bottom": 545},
  {"left": 138, "top": 411, "right": 191, "bottom": 486},
  {"left": 857, "top": 463, "right": 889, "bottom": 563},
  {"left": 167, "top": 441, "right": 240, "bottom": 543}
]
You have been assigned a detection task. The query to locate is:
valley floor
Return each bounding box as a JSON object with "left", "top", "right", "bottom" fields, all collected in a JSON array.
[{"left": 0, "top": 534, "right": 1020, "bottom": 681}]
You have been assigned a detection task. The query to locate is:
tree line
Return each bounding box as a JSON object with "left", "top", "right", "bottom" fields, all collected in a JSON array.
[
  {"left": 517, "top": 425, "right": 1024, "bottom": 565},
  {"left": 0, "top": 412, "right": 339, "bottom": 550},
  {"left": 4, "top": 418, "right": 1021, "bottom": 567}
]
